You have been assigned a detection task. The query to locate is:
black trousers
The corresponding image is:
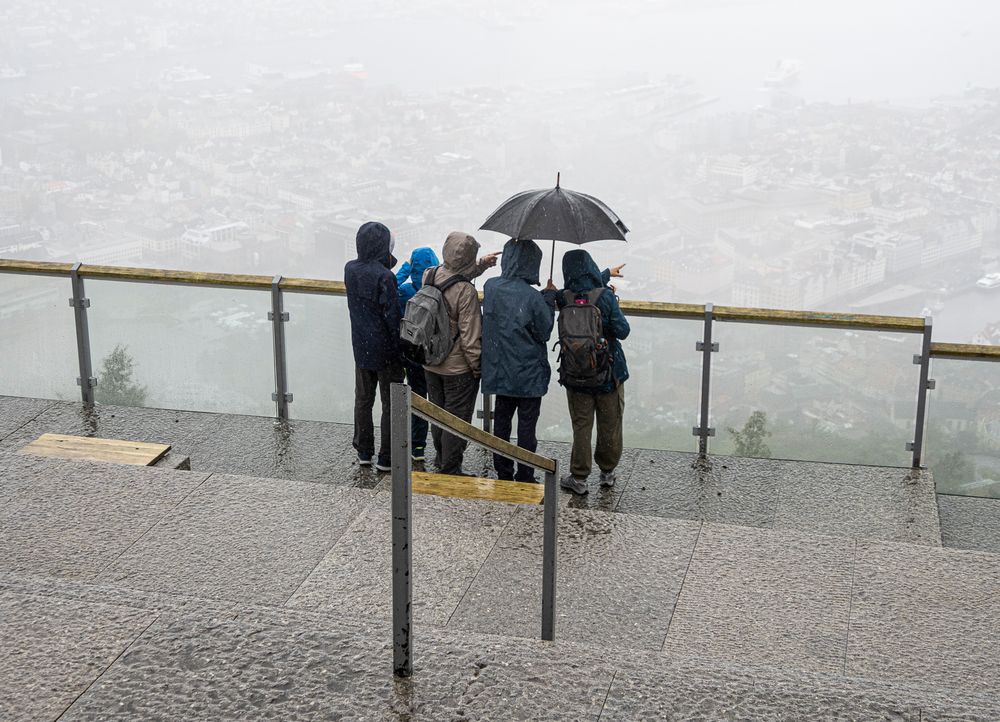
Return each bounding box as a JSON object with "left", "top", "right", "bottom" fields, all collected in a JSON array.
[
  {"left": 425, "top": 371, "right": 480, "bottom": 474},
  {"left": 492, "top": 395, "right": 542, "bottom": 482},
  {"left": 403, "top": 359, "right": 429, "bottom": 453},
  {"left": 353, "top": 362, "right": 404, "bottom": 463}
]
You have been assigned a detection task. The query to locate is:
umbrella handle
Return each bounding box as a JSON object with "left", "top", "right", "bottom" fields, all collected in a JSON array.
[{"left": 549, "top": 240, "right": 556, "bottom": 283}]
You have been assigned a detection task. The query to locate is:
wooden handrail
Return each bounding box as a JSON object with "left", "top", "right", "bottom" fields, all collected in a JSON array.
[
  {"left": 930, "top": 342, "right": 1000, "bottom": 362},
  {"left": 1, "top": 256, "right": 996, "bottom": 348},
  {"left": 411, "top": 394, "right": 557, "bottom": 473}
]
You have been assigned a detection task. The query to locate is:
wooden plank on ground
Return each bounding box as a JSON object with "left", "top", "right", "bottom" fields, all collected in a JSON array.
[
  {"left": 412, "top": 471, "right": 544, "bottom": 505},
  {"left": 411, "top": 394, "right": 557, "bottom": 473},
  {"left": 17, "top": 433, "right": 171, "bottom": 466}
]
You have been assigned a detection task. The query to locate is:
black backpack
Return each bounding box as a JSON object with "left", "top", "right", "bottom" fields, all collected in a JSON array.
[
  {"left": 555, "top": 289, "right": 614, "bottom": 389},
  {"left": 399, "top": 267, "right": 469, "bottom": 366}
]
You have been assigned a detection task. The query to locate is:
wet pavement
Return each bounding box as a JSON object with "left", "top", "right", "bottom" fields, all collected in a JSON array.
[{"left": 2, "top": 396, "right": 1000, "bottom": 719}]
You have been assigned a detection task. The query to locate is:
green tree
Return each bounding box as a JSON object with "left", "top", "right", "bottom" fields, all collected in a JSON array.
[
  {"left": 933, "top": 450, "right": 974, "bottom": 491},
  {"left": 728, "top": 410, "right": 772, "bottom": 458},
  {"left": 95, "top": 344, "right": 148, "bottom": 407}
]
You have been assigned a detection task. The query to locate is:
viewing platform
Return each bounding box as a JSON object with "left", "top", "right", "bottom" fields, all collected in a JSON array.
[{"left": 2, "top": 396, "right": 999, "bottom": 720}]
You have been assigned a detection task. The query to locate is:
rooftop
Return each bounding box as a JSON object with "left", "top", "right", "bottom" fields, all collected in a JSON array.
[{"left": 2, "top": 396, "right": 999, "bottom": 719}]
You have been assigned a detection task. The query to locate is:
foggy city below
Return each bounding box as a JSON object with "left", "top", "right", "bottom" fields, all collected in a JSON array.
[{"left": 2, "top": 0, "right": 999, "bottom": 494}]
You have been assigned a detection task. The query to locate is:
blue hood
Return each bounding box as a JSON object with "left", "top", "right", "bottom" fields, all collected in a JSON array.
[
  {"left": 500, "top": 239, "right": 542, "bottom": 286},
  {"left": 356, "top": 221, "right": 392, "bottom": 264},
  {"left": 562, "top": 249, "right": 604, "bottom": 292},
  {"left": 407, "top": 247, "right": 439, "bottom": 290}
]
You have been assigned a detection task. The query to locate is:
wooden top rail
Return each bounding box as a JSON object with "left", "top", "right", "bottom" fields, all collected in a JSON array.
[
  {"left": 930, "top": 343, "right": 1000, "bottom": 362},
  {"left": 411, "top": 394, "right": 557, "bottom": 474},
  {"left": 712, "top": 305, "right": 926, "bottom": 333}
]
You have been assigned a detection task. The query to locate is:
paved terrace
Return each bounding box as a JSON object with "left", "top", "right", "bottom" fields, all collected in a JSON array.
[{"left": 2, "top": 395, "right": 1000, "bottom": 720}]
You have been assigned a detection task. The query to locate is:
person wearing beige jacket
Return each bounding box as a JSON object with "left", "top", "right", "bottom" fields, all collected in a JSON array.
[{"left": 421, "top": 231, "right": 498, "bottom": 475}]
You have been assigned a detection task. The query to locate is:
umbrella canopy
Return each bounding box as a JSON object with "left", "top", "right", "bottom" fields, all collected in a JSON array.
[{"left": 480, "top": 176, "right": 629, "bottom": 245}]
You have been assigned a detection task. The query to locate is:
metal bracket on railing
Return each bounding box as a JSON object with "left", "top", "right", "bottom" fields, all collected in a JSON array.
[
  {"left": 69, "top": 262, "right": 96, "bottom": 406},
  {"left": 478, "top": 393, "right": 494, "bottom": 432},
  {"left": 269, "top": 275, "right": 292, "bottom": 420},
  {"left": 696, "top": 341, "right": 719, "bottom": 352}
]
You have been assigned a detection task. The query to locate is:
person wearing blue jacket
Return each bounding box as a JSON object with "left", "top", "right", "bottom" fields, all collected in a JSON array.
[
  {"left": 396, "top": 246, "right": 439, "bottom": 462},
  {"left": 556, "top": 249, "right": 631, "bottom": 495},
  {"left": 481, "top": 239, "right": 559, "bottom": 482},
  {"left": 345, "top": 221, "right": 404, "bottom": 471}
]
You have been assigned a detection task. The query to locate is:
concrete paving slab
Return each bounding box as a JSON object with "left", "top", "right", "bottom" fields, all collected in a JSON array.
[
  {"left": 616, "top": 450, "right": 777, "bottom": 528},
  {"left": 665, "top": 523, "right": 854, "bottom": 674},
  {"left": 181, "top": 413, "right": 367, "bottom": 486},
  {"left": 773, "top": 463, "right": 940, "bottom": 546},
  {"left": 449, "top": 508, "right": 700, "bottom": 650},
  {"left": 0, "top": 589, "right": 157, "bottom": 721},
  {"left": 0, "top": 401, "right": 220, "bottom": 456},
  {"left": 938, "top": 495, "right": 1000, "bottom": 553},
  {"left": 286, "top": 492, "right": 517, "bottom": 627},
  {"left": 62, "top": 611, "right": 615, "bottom": 721},
  {"left": 0, "top": 395, "right": 55, "bottom": 441},
  {"left": 98, "top": 474, "right": 374, "bottom": 605},
  {"left": 0, "top": 453, "right": 209, "bottom": 578},
  {"left": 847, "top": 540, "right": 1000, "bottom": 695}
]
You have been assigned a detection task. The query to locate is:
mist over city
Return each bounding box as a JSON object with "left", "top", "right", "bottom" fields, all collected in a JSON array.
[{"left": 2, "top": 0, "right": 999, "bottom": 487}]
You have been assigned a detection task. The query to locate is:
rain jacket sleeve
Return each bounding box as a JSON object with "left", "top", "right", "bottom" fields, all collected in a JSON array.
[
  {"left": 600, "top": 289, "right": 630, "bottom": 340},
  {"left": 528, "top": 292, "right": 556, "bottom": 345},
  {"left": 379, "top": 273, "right": 401, "bottom": 353},
  {"left": 601, "top": 268, "right": 612, "bottom": 286},
  {"left": 396, "top": 262, "right": 411, "bottom": 287},
  {"left": 455, "top": 283, "right": 482, "bottom": 375}
]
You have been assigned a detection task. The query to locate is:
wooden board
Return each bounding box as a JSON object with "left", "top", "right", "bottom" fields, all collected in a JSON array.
[
  {"left": 930, "top": 342, "right": 1000, "bottom": 362},
  {"left": 412, "top": 471, "right": 545, "bottom": 505},
  {"left": 411, "top": 394, "right": 557, "bottom": 473},
  {"left": 17, "top": 433, "right": 171, "bottom": 466}
]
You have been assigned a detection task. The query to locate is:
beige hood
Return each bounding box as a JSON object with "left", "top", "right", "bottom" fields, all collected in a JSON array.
[{"left": 442, "top": 231, "right": 481, "bottom": 277}]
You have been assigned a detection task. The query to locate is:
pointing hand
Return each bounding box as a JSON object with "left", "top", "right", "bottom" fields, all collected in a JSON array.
[{"left": 610, "top": 263, "right": 626, "bottom": 278}]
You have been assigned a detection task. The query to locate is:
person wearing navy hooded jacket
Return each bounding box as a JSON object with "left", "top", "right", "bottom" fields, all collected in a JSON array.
[
  {"left": 345, "top": 221, "right": 404, "bottom": 471},
  {"left": 481, "top": 239, "right": 559, "bottom": 482},
  {"left": 395, "top": 246, "right": 439, "bottom": 462},
  {"left": 556, "top": 249, "right": 631, "bottom": 495}
]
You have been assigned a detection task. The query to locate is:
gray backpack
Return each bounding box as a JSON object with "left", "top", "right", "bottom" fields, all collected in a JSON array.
[
  {"left": 399, "top": 267, "right": 469, "bottom": 366},
  {"left": 556, "top": 289, "right": 614, "bottom": 389}
]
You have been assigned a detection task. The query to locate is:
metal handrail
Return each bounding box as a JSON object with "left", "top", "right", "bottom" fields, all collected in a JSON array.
[{"left": 390, "top": 384, "right": 559, "bottom": 677}]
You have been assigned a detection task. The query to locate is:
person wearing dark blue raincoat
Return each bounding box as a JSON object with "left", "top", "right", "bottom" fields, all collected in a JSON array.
[
  {"left": 345, "top": 221, "right": 404, "bottom": 470},
  {"left": 482, "top": 239, "right": 559, "bottom": 482},
  {"left": 396, "top": 246, "right": 439, "bottom": 462},
  {"left": 555, "top": 249, "right": 631, "bottom": 495}
]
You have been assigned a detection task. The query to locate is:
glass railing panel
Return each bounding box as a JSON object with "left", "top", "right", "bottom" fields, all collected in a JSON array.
[
  {"left": 85, "top": 280, "right": 273, "bottom": 415},
  {"left": 0, "top": 273, "right": 79, "bottom": 401},
  {"left": 710, "top": 322, "right": 921, "bottom": 467},
  {"left": 283, "top": 293, "right": 354, "bottom": 424},
  {"left": 536, "top": 316, "right": 703, "bottom": 452},
  {"left": 926, "top": 358, "right": 1000, "bottom": 499}
]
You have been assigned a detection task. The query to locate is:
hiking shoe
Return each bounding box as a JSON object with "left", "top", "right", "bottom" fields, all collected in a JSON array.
[
  {"left": 599, "top": 471, "right": 617, "bottom": 488},
  {"left": 560, "top": 474, "right": 588, "bottom": 495},
  {"left": 357, "top": 453, "right": 373, "bottom": 467},
  {"left": 375, "top": 458, "right": 392, "bottom": 472},
  {"left": 411, "top": 447, "right": 426, "bottom": 462}
]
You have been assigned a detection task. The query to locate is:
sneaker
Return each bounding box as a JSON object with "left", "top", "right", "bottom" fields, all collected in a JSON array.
[
  {"left": 560, "top": 474, "right": 588, "bottom": 495},
  {"left": 599, "top": 471, "right": 617, "bottom": 488},
  {"left": 411, "top": 447, "right": 426, "bottom": 462},
  {"left": 375, "top": 458, "right": 392, "bottom": 472},
  {"left": 357, "top": 453, "right": 373, "bottom": 467}
]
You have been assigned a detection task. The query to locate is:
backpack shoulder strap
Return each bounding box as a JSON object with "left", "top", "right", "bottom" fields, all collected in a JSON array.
[
  {"left": 586, "top": 288, "right": 605, "bottom": 305},
  {"left": 562, "top": 290, "right": 576, "bottom": 306},
  {"left": 436, "top": 273, "right": 470, "bottom": 294}
]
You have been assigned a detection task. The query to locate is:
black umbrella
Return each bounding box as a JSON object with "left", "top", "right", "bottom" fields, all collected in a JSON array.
[{"left": 480, "top": 173, "right": 629, "bottom": 279}]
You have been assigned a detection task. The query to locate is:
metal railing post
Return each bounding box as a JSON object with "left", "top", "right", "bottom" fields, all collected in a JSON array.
[
  {"left": 478, "top": 393, "right": 493, "bottom": 432},
  {"left": 693, "top": 303, "right": 717, "bottom": 456},
  {"left": 269, "top": 275, "right": 292, "bottom": 420},
  {"left": 541, "top": 461, "right": 558, "bottom": 642},
  {"left": 908, "top": 317, "right": 935, "bottom": 468},
  {"left": 69, "top": 263, "right": 96, "bottom": 405},
  {"left": 390, "top": 382, "right": 413, "bottom": 677}
]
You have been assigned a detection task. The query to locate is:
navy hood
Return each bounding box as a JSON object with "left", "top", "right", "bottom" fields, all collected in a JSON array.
[
  {"left": 562, "top": 249, "right": 604, "bottom": 292},
  {"left": 356, "top": 221, "right": 392, "bottom": 264},
  {"left": 500, "top": 238, "right": 542, "bottom": 286},
  {"left": 407, "top": 247, "right": 439, "bottom": 290}
]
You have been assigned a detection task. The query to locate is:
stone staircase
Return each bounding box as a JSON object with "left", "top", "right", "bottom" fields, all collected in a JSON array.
[{"left": 1, "top": 440, "right": 999, "bottom": 720}]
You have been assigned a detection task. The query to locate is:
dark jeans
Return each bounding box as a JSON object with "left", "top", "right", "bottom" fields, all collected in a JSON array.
[
  {"left": 354, "top": 362, "right": 404, "bottom": 463},
  {"left": 492, "top": 395, "right": 542, "bottom": 482},
  {"left": 425, "top": 370, "right": 480, "bottom": 474},
  {"left": 404, "top": 359, "right": 429, "bottom": 453}
]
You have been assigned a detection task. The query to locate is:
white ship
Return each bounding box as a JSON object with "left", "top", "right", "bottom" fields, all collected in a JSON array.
[
  {"left": 0, "top": 65, "right": 27, "bottom": 80},
  {"left": 763, "top": 59, "right": 802, "bottom": 88},
  {"left": 159, "top": 66, "right": 211, "bottom": 83},
  {"left": 975, "top": 272, "right": 1000, "bottom": 290}
]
